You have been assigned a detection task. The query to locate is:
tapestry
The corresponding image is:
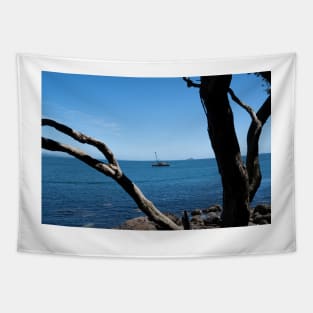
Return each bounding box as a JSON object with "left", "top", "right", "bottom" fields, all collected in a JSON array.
[{"left": 17, "top": 53, "right": 296, "bottom": 257}]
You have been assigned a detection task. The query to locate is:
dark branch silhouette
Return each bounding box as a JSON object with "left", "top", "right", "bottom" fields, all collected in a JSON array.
[
  {"left": 183, "top": 77, "right": 201, "bottom": 88},
  {"left": 181, "top": 210, "right": 191, "bottom": 230},
  {"left": 227, "top": 89, "right": 271, "bottom": 200},
  {"left": 42, "top": 119, "right": 182, "bottom": 230},
  {"left": 246, "top": 96, "right": 271, "bottom": 200},
  {"left": 42, "top": 118, "right": 121, "bottom": 175},
  {"left": 42, "top": 137, "right": 116, "bottom": 176},
  {"left": 228, "top": 88, "right": 261, "bottom": 127}
]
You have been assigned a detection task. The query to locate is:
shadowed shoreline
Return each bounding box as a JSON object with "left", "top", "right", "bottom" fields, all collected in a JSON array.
[{"left": 115, "top": 204, "right": 271, "bottom": 230}]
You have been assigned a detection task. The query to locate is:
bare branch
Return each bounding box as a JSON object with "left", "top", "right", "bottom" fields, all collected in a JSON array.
[
  {"left": 228, "top": 88, "right": 261, "bottom": 128},
  {"left": 42, "top": 118, "right": 121, "bottom": 176},
  {"left": 227, "top": 90, "right": 271, "bottom": 201},
  {"left": 42, "top": 120, "right": 181, "bottom": 230},
  {"left": 42, "top": 137, "right": 116, "bottom": 177},
  {"left": 246, "top": 96, "right": 271, "bottom": 201},
  {"left": 183, "top": 77, "right": 201, "bottom": 88}
]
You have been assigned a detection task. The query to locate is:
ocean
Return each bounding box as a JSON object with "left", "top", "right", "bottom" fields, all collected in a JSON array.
[{"left": 42, "top": 153, "right": 271, "bottom": 228}]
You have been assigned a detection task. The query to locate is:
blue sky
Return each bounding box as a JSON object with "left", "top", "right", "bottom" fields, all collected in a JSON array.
[{"left": 42, "top": 71, "right": 270, "bottom": 160}]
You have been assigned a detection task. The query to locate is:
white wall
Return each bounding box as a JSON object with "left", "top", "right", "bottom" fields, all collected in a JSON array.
[{"left": 0, "top": 1, "right": 311, "bottom": 312}]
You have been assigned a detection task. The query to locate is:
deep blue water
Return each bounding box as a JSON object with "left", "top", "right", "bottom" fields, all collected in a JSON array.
[{"left": 42, "top": 153, "right": 271, "bottom": 228}]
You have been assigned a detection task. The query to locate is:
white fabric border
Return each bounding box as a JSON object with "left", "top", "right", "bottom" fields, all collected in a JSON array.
[{"left": 17, "top": 53, "right": 296, "bottom": 258}]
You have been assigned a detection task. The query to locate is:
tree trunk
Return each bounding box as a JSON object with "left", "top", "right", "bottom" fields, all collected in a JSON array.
[
  {"left": 199, "top": 75, "right": 250, "bottom": 227},
  {"left": 246, "top": 96, "right": 271, "bottom": 201}
]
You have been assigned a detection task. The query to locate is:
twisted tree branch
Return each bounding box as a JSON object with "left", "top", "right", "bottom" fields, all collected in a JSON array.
[
  {"left": 227, "top": 88, "right": 271, "bottom": 201},
  {"left": 228, "top": 88, "right": 261, "bottom": 128},
  {"left": 246, "top": 96, "right": 271, "bottom": 201},
  {"left": 182, "top": 77, "right": 201, "bottom": 88},
  {"left": 42, "top": 118, "right": 182, "bottom": 230},
  {"left": 42, "top": 118, "right": 121, "bottom": 176},
  {"left": 42, "top": 137, "right": 116, "bottom": 177}
]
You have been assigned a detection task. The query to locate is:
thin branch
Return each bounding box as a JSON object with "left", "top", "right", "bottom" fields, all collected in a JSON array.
[
  {"left": 200, "top": 98, "right": 207, "bottom": 115},
  {"left": 182, "top": 77, "right": 201, "bottom": 88},
  {"left": 182, "top": 77, "right": 206, "bottom": 113},
  {"left": 42, "top": 118, "right": 121, "bottom": 176},
  {"left": 42, "top": 120, "right": 182, "bottom": 230},
  {"left": 42, "top": 137, "right": 116, "bottom": 177},
  {"left": 228, "top": 88, "right": 261, "bottom": 128}
]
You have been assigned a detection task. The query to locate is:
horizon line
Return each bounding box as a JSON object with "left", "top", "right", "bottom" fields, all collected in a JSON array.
[{"left": 42, "top": 152, "right": 271, "bottom": 162}]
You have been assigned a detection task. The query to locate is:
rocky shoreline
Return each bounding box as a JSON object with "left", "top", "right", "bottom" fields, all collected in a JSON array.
[{"left": 116, "top": 204, "right": 271, "bottom": 230}]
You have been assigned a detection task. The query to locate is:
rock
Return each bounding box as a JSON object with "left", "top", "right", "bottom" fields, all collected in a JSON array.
[
  {"left": 191, "top": 215, "right": 203, "bottom": 223},
  {"left": 117, "top": 212, "right": 183, "bottom": 230},
  {"left": 262, "top": 213, "right": 271, "bottom": 223},
  {"left": 251, "top": 204, "right": 271, "bottom": 225},
  {"left": 203, "top": 205, "right": 222, "bottom": 214},
  {"left": 190, "top": 215, "right": 204, "bottom": 225},
  {"left": 204, "top": 212, "right": 221, "bottom": 225},
  {"left": 202, "top": 208, "right": 209, "bottom": 214},
  {"left": 191, "top": 209, "right": 202, "bottom": 216},
  {"left": 190, "top": 215, "right": 205, "bottom": 229},
  {"left": 254, "top": 204, "right": 271, "bottom": 216},
  {"left": 258, "top": 219, "right": 269, "bottom": 225},
  {"left": 253, "top": 212, "right": 262, "bottom": 220},
  {"left": 253, "top": 213, "right": 271, "bottom": 224},
  {"left": 163, "top": 213, "right": 183, "bottom": 226},
  {"left": 117, "top": 216, "right": 159, "bottom": 230}
]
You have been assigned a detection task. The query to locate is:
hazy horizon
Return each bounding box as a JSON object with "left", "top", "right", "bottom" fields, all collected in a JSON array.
[{"left": 42, "top": 151, "right": 271, "bottom": 162}]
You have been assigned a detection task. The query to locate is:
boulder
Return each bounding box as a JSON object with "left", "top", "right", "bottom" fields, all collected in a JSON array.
[
  {"left": 203, "top": 205, "right": 222, "bottom": 214},
  {"left": 253, "top": 213, "right": 271, "bottom": 224},
  {"left": 117, "top": 212, "right": 183, "bottom": 230},
  {"left": 163, "top": 213, "right": 183, "bottom": 226},
  {"left": 117, "top": 216, "right": 158, "bottom": 230},
  {"left": 191, "top": 209, "right": 202, "bottom": 216},
  {"left": 204, "top": 212, "right": 221, "bottom": 225},
  {"left": 190, "top": 215, "right": 205, "bottom": 229},
  {"left": 254, "top": 204, "right": 271, "bottom": 216},
  {"left": 190, "top": 215, "right": 203, "bottom": 223}
]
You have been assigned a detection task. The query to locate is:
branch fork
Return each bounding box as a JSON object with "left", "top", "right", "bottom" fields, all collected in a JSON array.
[{"left": 42, "top": 118, "right": 182, "bottom": 230}]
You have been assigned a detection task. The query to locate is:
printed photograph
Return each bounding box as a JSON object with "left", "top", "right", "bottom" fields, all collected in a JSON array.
[{"left": 42, "top": 71, "right": 271, "bottom": 230}]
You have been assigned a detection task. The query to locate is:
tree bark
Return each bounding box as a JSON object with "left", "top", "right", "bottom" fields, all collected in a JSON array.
[
  {"left": 115, "top": 173, "right": 181, "bottom": 230},
  {"left": 42, "top": 119, "right": 181, "bottom": 230},
  {"left": 183, "top": 74, "right": 271, "bottom": 227},
  {"left": 246, "top": 96, "right": 271, "bottom": 201},
  {"left": 199, "top": 75, "right": 250, "bottom": 227}
]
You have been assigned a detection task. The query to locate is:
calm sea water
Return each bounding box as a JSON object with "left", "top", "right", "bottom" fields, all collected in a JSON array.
[{"left": 42, "top": 153, "right": 271, "bottom": 228}]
